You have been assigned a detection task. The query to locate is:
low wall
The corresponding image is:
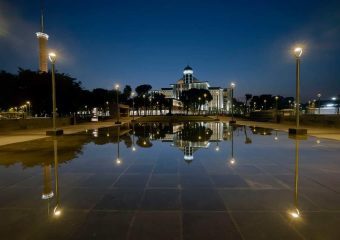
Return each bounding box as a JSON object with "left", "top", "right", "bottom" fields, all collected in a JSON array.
[
  {"left": 135, "top": 115, "right": 218, "bottom": 123},
  {"left": 282, "top": 114, "right": 340, "bottom": 128},
  {"left": 0, "top": 117, "right": 73, "bottom": 131}
]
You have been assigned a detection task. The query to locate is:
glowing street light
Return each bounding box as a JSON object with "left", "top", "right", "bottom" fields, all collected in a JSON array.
[
  {"left": 317, "top": 93, "right": 321, "bottom": 114},
  {"left": 46, "top": 52, "right": 63, "bottom": 136},
  {"left": 115, "top": 84, "right": 121, "bottom": 124},
  {"left": 289, "top": 47, "right": 307, "bottom": 135},
  {"left": 131, "top": 92, "right": 135, "bottom": 121},
  {"left": 230, "top": 82, "right": 236, "bottom": 124}
]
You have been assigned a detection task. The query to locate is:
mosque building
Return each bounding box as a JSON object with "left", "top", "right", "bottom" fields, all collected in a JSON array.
[{"left": 154, "top": 66, "right": 232, "bottom": 113}]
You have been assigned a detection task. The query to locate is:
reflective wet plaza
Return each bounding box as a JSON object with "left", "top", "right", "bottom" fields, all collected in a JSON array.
[{"left": 0, "top": 122, "right": 340, "bottom": 240}]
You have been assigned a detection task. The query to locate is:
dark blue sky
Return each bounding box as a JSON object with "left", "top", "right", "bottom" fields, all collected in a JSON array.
[{"left": 1, "top": 0, "right": 339, "bottom": 101}]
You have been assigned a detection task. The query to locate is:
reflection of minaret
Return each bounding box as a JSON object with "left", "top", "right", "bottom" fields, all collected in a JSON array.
[
  {"left": 35, "top": 1, "right": 49, "bottom": 73},
  {"left": 42, "top": 164, "right": 54, "bottom": 216}
]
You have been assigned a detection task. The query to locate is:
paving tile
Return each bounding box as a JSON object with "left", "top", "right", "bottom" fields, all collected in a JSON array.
[
  {"left": 129, "top": 211, "right": 181, "bottom": 240},
  {"left": 183, "top": 211, "right": 242, "bottom": 240},
  {"left": 219, "top": 189, "right": 317, "bottom": 211},
  {"left": 210, "top": 174, "right": 249, "bottom": 188},
  {"left": 140, "top": 189, "right": 180, "bottom": 210},
  {"left": 182, "top": 189, "right": 225, "bottom": 210},
  {"left": 114, "top": 174, "right": 149, "bottom": 188},
  {"left": 94, "top": 189, "right": 144, "bottom": 210},
  {"left": 180, "top": 174, "right": 213, "bottom": 188},
  {"left": 231, "top": 212, "right": 302, "bottom": 240},
  {"left": 148, "top": 174, "right": 179, "bottom": 188},
  {"left": 72, "top": 211, "right": 134, "bottom": 240}
]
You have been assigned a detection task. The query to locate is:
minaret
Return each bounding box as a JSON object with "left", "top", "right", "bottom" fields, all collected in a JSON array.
[{"left": 36, "top": 2, "right": 49, "bottom": 73}]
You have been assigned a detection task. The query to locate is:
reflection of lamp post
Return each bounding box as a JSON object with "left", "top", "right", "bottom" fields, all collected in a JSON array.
[
  {"left": 289, "top": 47, "right": 307, "bottom": 135},
  {"left": 131, "top": 123, "right": 136, "bottom": 151},
  {"left": 317, "top": 93, "right": 321, "bottom": 114},
  {"left": 53, "top": 139, "right": 61, "bottom": 217},
  {"left": 116, "top": 126, "right": 121, "bottom": 165},
  {"left": 288, "top": 139, "right": 301, "bottom": 220},
  {"left": 115, "top": 84, "right": 121, "bottom": 124},
  {"left": 230, "top": 82, "right": 236, "bottom": 124},
  {"left": 229, "top": 125, "right": 236, "bottom": 165}
]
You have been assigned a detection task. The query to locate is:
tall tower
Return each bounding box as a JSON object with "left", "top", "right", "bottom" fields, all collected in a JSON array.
[
  {"left": 36, "top": 2, "right": 49, "bottom": 73},
  {"left": 183, "top": 65, "right": 193, "bottom": 84}
]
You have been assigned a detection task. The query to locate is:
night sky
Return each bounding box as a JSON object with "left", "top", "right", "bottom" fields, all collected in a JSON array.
[{"left": 1, "top": 0, "right": 339, "bottom": 101}]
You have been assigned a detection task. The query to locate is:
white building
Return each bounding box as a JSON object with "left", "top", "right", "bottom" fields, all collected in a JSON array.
[{"left": 154, "top": 66, "right": 231, "bottom": 113}]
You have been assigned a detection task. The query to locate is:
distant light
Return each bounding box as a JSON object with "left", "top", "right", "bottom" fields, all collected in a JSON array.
[
  {"left": 132, "top": 146, "right": 136, "bottom": 151},
  {"left": 116, "top": 158, "right": 121, "bottom": 165},
  {"left": 230, "top": 82, "right": 236, "bottom": 88},
  {"left": 294, "top": 47, "right": 303, "bottom": 58},
  {"left": 48, "top": 52, "right": 56, "bottom": 63},
  {"left": 316, "top": 139, "right": 321, "bottom": 144},
  {"left": 229, "top": 158, "right": 236, "bottom": 165},
  {"left": 274, "top": 136, "right": 278, "bottom": 141},
  {"left": 215, "top": 146, "right": 220, "bottom": 151},
  {"left": 331, "top": 97, "right": 337, "bottom": 101},
  {"left": 115, "top": 84, "right": 120, "bottom": 90},
  {"left": 326, "top": 104, "right": 334, "bottom": 107}
]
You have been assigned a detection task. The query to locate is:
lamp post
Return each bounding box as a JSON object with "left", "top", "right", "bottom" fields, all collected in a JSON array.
[
  {"left": 230, "top": 82, "right": 236, "bottom": 124},
  {"left": 317, "top": 93, "right": 321, "bottom": 114},
  {"left": 46, "top": 52, "right": 63, "bottom": 136},
  {"left": 143, "top": 94, "right": 146, "bottom": 116},
  {"left": 115, "top": 84, "right": 121, "bottom": 124},
  {"left": 289, "top": 47, "right": 307, "bottom": 135},
  {"left": 26, "top": 101, "right": 31, "bottom": 117},
  {"left": 131, "top": 92, "right": 135, "bottom": 121},
  {"left": 275, "top": 96, "right": 279, "bottom": 122}
]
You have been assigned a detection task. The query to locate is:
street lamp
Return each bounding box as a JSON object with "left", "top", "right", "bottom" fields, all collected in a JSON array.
[
  {"left": 317, "top": 93, "right": 321, "bottom": 114},
  {"left": 46, "top": 52, "right": 63, "bottom": 136},
  {"left": 26, "top": 101, "right": 31, "bottom": 117},
  {"left": 115, "top": 84, "right": 121, "bottom": 124},
  {"left": 230, "top": 82, "right": 236, "bottom": 124},
  {"left": 289, "top": 47, "right": 307, "bottom": 135},
  {"left": 131, "top": 92, "right": 135, "bottom": 121},
  {"left": 143, "top": 94, "right": 146, "bottom": 116},
  {"left": 275, "top": 96, "right": 279, "bottom": 122}
]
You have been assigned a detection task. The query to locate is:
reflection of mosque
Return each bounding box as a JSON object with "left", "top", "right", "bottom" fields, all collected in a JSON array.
[{"left": 162, "top": 122, "right": 224, "bottom": 162}]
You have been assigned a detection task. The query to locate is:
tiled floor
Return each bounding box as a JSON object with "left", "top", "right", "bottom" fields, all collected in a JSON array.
[{"left": 0, "top": 123, "right": 340, "bottom": 239}]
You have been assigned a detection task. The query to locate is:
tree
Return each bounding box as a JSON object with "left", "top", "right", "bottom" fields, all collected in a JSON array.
[
  {"left": 244, "top": 94, "right": 252, "bottom": 115},
  {"left": 135, "top": 84, "right": 152, "bottom": 96}
]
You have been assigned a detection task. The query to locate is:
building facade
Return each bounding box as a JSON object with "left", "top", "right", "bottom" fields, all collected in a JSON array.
[{"left": 154, "top": 66, "right": 232, "bottom": 113}]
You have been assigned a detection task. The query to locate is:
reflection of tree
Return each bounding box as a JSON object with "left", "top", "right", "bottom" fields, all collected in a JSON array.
[
  {"left": 179, "top": 123, "right": 212, "bottom": 142},
  {"left": 244, "top": 126, "right": 252, "bottom": 144},
  {"left": 0, "top": 125, "right": 132, "bottom": 168},
  {"left": 249, "top": 126, "right": 273, "bottom": 135},
  {"left": 136, "top": 137, "right": 153, "bottom": 148}
]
